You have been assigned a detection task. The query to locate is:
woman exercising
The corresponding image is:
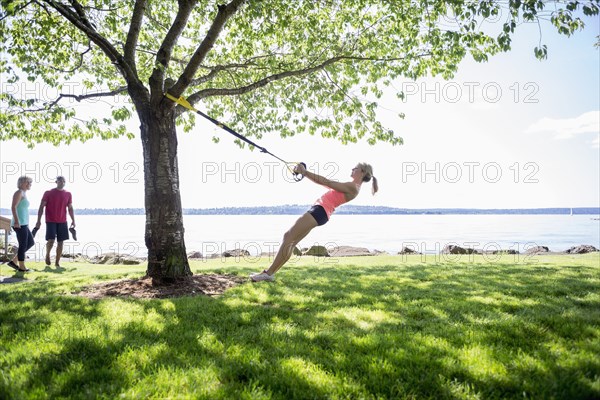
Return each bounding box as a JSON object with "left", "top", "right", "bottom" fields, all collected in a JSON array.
[{"left": 251, "top": 162, "right": 378, "bottom": 282}]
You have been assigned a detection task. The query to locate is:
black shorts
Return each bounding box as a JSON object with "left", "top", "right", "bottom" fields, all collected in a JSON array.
[
  {"left": 307, "top": 205, "right": 329, "bottom": 226},
  {"left": 46, "top": 222, "right": 69, "bottom": 242}
]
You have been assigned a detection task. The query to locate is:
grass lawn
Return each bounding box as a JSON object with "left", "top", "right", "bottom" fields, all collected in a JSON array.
[{"left": 1, "top": 253, "right": 599, "bottom": 399}]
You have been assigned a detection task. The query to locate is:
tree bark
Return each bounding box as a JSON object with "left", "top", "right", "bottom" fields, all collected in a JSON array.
[{"left": 138, "top": 103, "right": 191, "bottom": 283}]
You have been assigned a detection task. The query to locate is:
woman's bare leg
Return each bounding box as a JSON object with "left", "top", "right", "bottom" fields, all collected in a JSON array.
[{"left": 266, "top": 213, "right": 318, "bottom": 275}]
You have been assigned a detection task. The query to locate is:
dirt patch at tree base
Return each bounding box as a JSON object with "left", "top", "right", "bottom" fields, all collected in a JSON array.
[{"left": 75, "top": 274, "right": 248, "bottom": 299}]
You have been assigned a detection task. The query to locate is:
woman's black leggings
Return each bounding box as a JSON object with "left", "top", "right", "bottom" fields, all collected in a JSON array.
[{"left": 13, "top": 225, "right": 34, "bottom": 262}]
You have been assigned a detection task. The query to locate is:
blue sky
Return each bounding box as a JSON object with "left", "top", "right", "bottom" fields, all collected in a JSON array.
[{"left": 1, "top": 15, "right": 598, "bottom": 210}]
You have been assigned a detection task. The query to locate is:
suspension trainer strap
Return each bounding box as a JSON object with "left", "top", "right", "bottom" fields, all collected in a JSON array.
[
  {"left": 164, "top": 93, "right": 289, "bottom": 164},
  {"left": 164, "top": 93, "right": 306, "bottom": 181}
]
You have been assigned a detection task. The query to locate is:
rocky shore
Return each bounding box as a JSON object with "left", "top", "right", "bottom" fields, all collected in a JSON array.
[
  {"left": 2, "top": 244, "right": 598, "bottom": 265},
  {"left": 187, "top": 243, "right": 599, "bottom": 259}
]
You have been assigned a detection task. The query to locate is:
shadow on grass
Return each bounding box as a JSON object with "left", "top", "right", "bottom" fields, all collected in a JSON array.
[
  {"left": 1, "top": 260, "right": 599, "bottom": 399},
  {"left": 41, "top": 265, "right": 68, "bottom": 274}
]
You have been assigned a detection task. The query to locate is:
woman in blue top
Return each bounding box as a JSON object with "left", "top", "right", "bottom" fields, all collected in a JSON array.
[{"left": 8, "top": 176, "right": 34, "bottom": 272}]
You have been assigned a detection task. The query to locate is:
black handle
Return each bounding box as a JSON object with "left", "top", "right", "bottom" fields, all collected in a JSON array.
[{"left": 293, "top": 162, "right": 307, "bottom": 182}]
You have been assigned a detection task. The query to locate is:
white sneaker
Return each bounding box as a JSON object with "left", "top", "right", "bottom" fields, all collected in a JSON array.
[{"left": 251, "top": 271, "right": 275, "bottom": 282}]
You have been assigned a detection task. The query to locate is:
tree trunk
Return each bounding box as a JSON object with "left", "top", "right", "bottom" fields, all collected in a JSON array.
[{"left": 138, "top": 104, "right": 191, "bottom": 283}]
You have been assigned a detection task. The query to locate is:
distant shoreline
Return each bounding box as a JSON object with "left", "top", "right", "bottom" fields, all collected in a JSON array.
[{"left": 2, "top": 206, "right": 599, "bottom": 216}]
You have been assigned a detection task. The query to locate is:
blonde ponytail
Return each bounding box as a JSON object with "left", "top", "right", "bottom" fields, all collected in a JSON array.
[{"left": 357, "top": 163, "right": 378, "bottom": 195}]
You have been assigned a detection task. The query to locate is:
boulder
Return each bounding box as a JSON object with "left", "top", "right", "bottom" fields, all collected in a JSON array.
[
  {"left": 303, "top": 245, "right": 330, "bottom": 257},
  {"left": 222, "top": 249, "right": 251, "bottom": 258},
  {"left": 491, "top": 249, "right": 519, "bottom": 255},
  {"left": 525, "top": 246, "right": 550, "bottom": 254},
  {"left": 398, "top": 247, "right": 421, "bottom": 255},
  {"left": 61, "top": 253, "right": 82, "bottom": 259},
  {"left": 187, "top": 251, "right": 204, "bottom": 259},
  {"left": 372, "top": 249, "right": 389, "bottom": 256},
  {"left": 329, "top": 246, "right": 372, "bottom": 257},
  {"left": 120, "top": 256, "right": 144, "bottom": 265},
  {"left": 88, "top": 253, "right": 115, "bottom": 264},
  {"left": 441, "top": 245, "right": 478, "bottom": 255},
  {"left": 89, "top": 252, "right": 144, "bottom": 265},
  {"left": 566, "top": 245, "right": 599, "bottom": 254}
]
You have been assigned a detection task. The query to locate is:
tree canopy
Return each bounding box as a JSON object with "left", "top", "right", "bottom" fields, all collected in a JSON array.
[{"left": 2, "top": 0, "right": 597, "bottom": 148}]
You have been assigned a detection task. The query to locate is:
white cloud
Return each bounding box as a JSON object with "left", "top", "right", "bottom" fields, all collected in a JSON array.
[
  {"left": 525, "top": 110, "right": 600, "bottom": 139},
  {"left": 592, "top": 135, "right": 600, "bottom": 149}
]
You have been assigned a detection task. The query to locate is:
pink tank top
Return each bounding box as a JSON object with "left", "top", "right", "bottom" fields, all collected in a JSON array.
[{"left": 315, "top": 190, "right": 348, "bottom": 219}]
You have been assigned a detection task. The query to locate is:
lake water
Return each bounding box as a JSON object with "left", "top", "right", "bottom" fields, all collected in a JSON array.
[{"left": 6, "top": 214, "right": 599, "bottom": 259}]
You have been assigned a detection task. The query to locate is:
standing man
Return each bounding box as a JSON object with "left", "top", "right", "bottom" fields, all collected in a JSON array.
[{"left": 35, "top": 176, "right": 76, "bottom": 267}]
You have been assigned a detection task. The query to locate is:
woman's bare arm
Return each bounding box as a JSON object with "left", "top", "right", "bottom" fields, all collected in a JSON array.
[
  {"left": 11, "top": 190, "right": 23, "bottom": 227},
  {"left": 297, "top": 165, "right": 359, "bottom": 199}
]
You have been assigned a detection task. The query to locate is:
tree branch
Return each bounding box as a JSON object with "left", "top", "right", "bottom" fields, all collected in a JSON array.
[
  {"left": 69, "top": 0, "right": 93, "bottom": 28},
  {"left": 82, "top": 5, "right": 125, "bottom": 12},
  {"left": 169, "top": 0, "right": 247, "bottom": 97},
  {"left": 43, "top": 1, "right": 143, "bottom": 93},
  {"left": 0, "top": 1, "right": 34, "bottom": 21},
  {"left": 124, "top": 0, "right": 147, "bottom": 74},
  {"left": 17, "top": 87, "right": 128, "bottom": 113},
  {"left": 182, "top": 53, "right": 425, "bottom": 107},
  {"left": 43, "top": 43, "right": 92, "bottom": 74},
  {"left": 188, "top": 59, "right": 269, "bottom": 86},
  {"left": 148, "top": 0, "right": 198, "bottom": 96},
  {"left": 60, "top": 86, "right": 129, "bottom": 102},
  {"left": 129, "top": 45, "right": 286, "bottom": 84}
]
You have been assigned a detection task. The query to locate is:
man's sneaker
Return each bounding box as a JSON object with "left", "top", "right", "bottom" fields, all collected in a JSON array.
[{"left": 251, "top": 271, "right": 275, "bottom": 282}]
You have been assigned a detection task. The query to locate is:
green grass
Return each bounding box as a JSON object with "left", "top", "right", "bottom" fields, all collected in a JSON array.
[{"left": 1, "top": 253, "right": 599, "bottom": 399}]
